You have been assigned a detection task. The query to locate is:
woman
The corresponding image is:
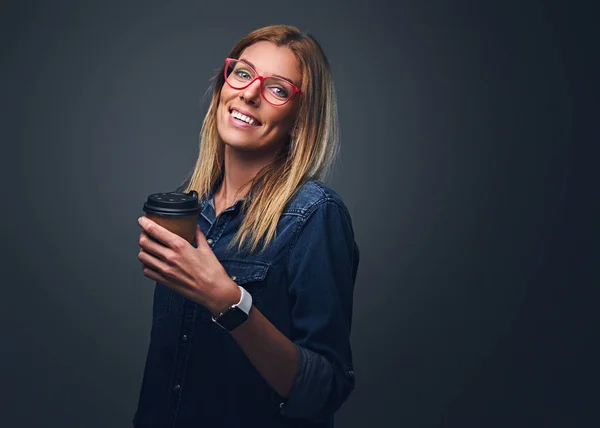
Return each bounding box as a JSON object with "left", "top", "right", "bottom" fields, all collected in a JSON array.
[{"left": 134, "top": 25, "right": 359, "bottom": 428}]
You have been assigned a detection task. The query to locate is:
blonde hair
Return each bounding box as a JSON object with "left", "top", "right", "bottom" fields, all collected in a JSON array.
[{"left": 183, "top": 25, "right": 339, "bottom": 253}]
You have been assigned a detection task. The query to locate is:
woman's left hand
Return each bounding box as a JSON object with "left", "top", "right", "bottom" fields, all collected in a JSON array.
[{"left": 137, "top": 216, "right": 240, "bottom": 315}]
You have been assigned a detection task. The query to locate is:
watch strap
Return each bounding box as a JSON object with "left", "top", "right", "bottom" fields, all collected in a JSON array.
[
  {"left": 234, "top": 285, "right": 252, "bottom": 315},
  {"left": 211, "top": 286, "right": 252, "bottom": 331}
]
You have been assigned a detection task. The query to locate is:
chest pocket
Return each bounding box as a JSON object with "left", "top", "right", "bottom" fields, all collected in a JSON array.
[{"left": 220, "top": 258, "right": 270, "bottom": 305}]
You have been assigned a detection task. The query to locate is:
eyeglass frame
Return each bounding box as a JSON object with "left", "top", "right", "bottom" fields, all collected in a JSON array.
[{"left": 223, "top": 58, "right": 301, "bottom": 106}]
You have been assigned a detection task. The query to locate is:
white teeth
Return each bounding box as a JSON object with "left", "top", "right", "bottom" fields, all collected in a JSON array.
[{"left": 231, "top": 110, "right": 257, "bottom": 125}]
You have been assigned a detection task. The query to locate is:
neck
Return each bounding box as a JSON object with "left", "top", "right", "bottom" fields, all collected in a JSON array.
[{"left": 216, "top": 144, "right": 279, "bottom": 205}]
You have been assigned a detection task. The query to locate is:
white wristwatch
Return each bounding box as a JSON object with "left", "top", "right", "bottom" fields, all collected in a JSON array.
[{"left": 211, "top": 286, "right": 252, "bottom": 331}]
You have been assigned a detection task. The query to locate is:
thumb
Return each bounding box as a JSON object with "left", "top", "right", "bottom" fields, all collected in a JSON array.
[{"left": 194, "top": 225, "right": 207, "bottom": 247}]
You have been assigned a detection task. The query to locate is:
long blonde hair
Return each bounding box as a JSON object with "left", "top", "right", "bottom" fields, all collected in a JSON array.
[{"left": 183, "top": 25, "right": 339, "bottom": 253}]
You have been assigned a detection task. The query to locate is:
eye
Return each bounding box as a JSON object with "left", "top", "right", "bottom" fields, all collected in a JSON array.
[
  {"left": 235, "top": 69, "right": 252, "bottom": 80},
  {"left": 267, "top": 85, "right": 290, "bottom": 99}
]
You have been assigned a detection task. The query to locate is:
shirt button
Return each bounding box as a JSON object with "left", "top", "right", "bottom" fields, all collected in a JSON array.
[
  {"left": 174, "top": 384, "right": 181, "bottom": 391},
  {"left": 231, "top": 275, "right": 237, "bottom": 281},
  {"left": 279, "top": 402, "right": 284, "bottom": 409},
  {"left": 207, "top": 239, "right": 213, "bottom": 245},
  {"left": 182, "top": 334, "right": 188, "bottom": 342}
]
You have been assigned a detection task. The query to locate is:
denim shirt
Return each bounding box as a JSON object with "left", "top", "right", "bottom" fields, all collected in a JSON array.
[{"left": 133, "top": 179, "right": 359, "bottom": 428}]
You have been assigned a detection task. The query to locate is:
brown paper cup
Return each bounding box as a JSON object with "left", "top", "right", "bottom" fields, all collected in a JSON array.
[{"left": 146, "top": 213, "right": 197, "bottom": 244}]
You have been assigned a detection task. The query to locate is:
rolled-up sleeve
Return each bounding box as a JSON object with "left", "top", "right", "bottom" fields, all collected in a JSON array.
[{"left": 278, "top": 199, "right": 359, "bottom": 422}]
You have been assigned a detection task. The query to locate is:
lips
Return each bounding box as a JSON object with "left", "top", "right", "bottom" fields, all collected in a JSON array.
[{"left": 229, "top": 108, "right": 262, "bottom": 126}]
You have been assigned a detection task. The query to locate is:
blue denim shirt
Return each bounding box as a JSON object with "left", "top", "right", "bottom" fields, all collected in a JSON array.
[{"left": 133, "top": 179, "right": 359, "bottom": 428}]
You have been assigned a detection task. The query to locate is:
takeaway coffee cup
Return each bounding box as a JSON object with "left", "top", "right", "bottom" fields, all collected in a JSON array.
[{"left": 142, "top": 190, "right": 200, "bottom": 244}]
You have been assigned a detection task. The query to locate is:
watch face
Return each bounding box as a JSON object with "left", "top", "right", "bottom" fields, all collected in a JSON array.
[{"left": 215, "top": 307, "right": 248, "bottom": 331}]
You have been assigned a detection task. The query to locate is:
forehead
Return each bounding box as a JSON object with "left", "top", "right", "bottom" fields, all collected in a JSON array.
[{"left": 239, "top": 41, "right": 301, "bottom": 84}]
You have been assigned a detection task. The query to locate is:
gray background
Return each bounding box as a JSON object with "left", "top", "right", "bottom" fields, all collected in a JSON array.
[{"left": 2, "top": 0, "right": 597, "bottom": 427}]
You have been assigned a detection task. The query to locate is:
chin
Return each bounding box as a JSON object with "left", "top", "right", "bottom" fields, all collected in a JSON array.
[
  {"left": 218, "top": 128, "right": 254, "bottom": 150},
  {"left": 222, "top": 139, "right": 256, "bottom": 152}
]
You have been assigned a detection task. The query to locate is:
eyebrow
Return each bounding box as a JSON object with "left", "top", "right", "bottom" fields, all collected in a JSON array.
[{"left": 239, "top": 58, "right": 299, "bottom": 87}]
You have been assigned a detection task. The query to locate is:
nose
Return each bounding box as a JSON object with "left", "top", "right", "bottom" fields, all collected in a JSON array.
[{"left": 240, "top": 79, "right": 262, "bottom": 106}]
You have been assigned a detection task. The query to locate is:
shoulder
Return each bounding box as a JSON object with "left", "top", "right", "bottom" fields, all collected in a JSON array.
[
  {"left": 283, "top": 180, "right": 359, "bottom": 269},
  {"left": 283, "top": 180, "right": 350, "bottom": 219}
]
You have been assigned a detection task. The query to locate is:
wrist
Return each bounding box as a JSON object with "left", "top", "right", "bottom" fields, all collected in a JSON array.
[{"left": 208, "top": 277, "right": 242, "bottom": 317}]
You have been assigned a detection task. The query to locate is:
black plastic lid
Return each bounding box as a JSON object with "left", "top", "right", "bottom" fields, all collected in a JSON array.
[{"left": 143, "top": 190, "right": 200, "bottom": 216}]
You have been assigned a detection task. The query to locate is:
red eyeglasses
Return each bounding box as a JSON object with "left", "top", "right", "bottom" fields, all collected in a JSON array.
[{"left": 223, "top": 58, "right": 301, "bottom": 106}]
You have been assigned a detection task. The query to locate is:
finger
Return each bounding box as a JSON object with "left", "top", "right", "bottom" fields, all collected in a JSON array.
[
  {"left": 141, "top": 263, "right": 169, "bottom": 285},
  {"left": 138, "top": 216, "right": 182, "bottom": 249},
  {"left": 142, "top": 264, "right": 189, "bottom": 300},
  {"left": 139, "top": 231, "right": 170, "bottom": 260},
  {"left": 195, "top": 225, "right": 209, "bottom": 248},
  {"left": 138, "top": 246, "right": 172, "bottom": 275}
]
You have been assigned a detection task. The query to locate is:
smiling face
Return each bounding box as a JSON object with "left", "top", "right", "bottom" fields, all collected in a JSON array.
[{"left": 216, "top": 41, "right": 302, "bottom": 157}]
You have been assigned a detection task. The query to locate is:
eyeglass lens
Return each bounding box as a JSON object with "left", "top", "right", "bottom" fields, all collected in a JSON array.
[{"left": 225, "top": 60, "right": 294, "bottom": 105}]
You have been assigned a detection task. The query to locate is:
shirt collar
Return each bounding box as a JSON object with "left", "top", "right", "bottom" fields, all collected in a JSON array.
[{"left": 200, "top": 185, "right": 247, "bottom": 224}]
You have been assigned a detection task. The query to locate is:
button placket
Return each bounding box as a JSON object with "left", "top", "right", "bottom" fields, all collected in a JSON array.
[
  {"left": 206, "top": 212, "right": 232, "bottom": 249},
  {"left": 168, "top": 299, "right": 196, "bottom": 416}
]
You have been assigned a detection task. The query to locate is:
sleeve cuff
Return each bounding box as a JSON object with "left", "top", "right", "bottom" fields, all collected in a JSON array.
[{"left": 278, "top": 344, "right": 335, "bottom": 420}]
